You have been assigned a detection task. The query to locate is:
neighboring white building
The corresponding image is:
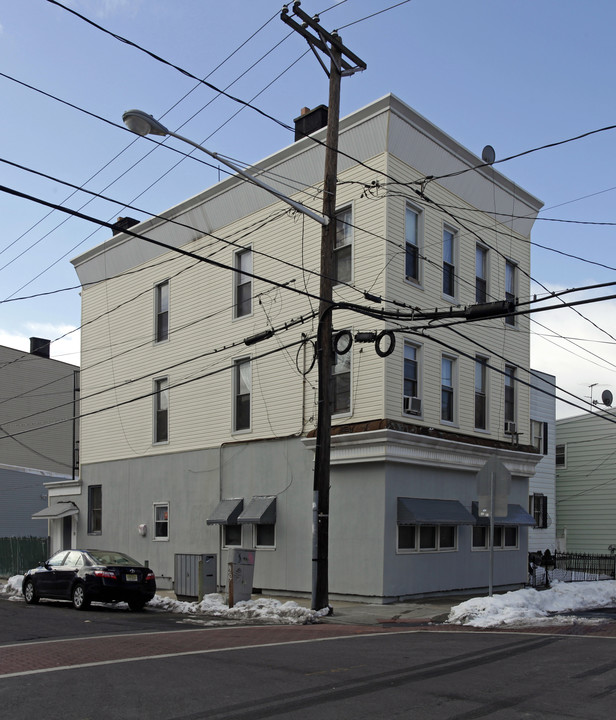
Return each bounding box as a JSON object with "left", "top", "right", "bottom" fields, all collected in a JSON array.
[
  {"left": 61, "top": 94, "right": 543, "bottom": 602},
  {"left": 0, "top": 340, "right": 79, "bottom": 568},
  {"left": 528, "top": 370, "right": 556, "bottom": 552},
  {"left": 556, "top": 408, "right": 616, "bottom": 554}
]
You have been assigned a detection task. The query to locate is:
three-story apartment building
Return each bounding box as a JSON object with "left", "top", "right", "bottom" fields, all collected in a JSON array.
[{"left": 63, "top": 94, "right": 543, "bottom": 602}]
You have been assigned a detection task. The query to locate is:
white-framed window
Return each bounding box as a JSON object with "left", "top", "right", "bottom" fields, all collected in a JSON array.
[
  {"left": 405, "top": 204, "right": 421, "bottom": 283},
  {"left": 153, "top": 502, "right": 169, "bottom": 540},
  {"left": 87, "top": 485, "right": 102, "bottom": 535},
  {"left": 441, "top": 355, "right": 455, "bottom": 423},
  {"left": 256, "top": 523, "right": 276, "bottom": 548},
  {"left": 555, "top": 444, "right": 567, "bottom": 468},
  {"left": 504, "top": 365, "right": 516, "bottom": 426},
  {"left": 403, "top": 342, "right": 421, "bottom": 416},
  {"left": 531, "top": 420, "right": 548, "bottom": 454},
  {"left": 153, "top": 377, "right": 169, "bottom": 444},
  {"left": 476, "top": 245, "right": 487, "bottom": 303},
  {"left": 334, "top": 207, "right": 353, "bottom": 285},
  {"left": 472, "top": 525, "right": 518, "bottom": 549},
  {"left": 233, "top": 358, "right": 251, "bottom": 432},
  {"left": 155, "top": 280, "right": 169, "bottom": 343},
  {"left": 505, "top": 260, "right": 516, "bottom": 326},
  {"left": 474, "top": 356, "right": 488, "bottom": 430},
  {"left": 331, "top": 343, "right": 351, "bottom": 415},
  {"left": 223, "top": 525, "right": 242, "bottom": 548},
  {"left": 529, "top": 493, "right": 548, "bottom": 529},
  {"left": 398, "top": 524, "right": 457, "bottom": 552},
  {"left": 442, "top": 226, "right": 456, "bottom": 298},
  {"left": 234, "top": 248, "right": 252, "bottom": 318}
]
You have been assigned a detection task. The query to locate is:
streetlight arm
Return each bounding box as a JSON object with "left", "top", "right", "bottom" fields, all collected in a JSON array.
[{"left": 122, "top": 109, "right": 328, "bottom": 227}]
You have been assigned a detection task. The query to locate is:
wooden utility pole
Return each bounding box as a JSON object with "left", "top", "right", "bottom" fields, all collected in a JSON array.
[{"left": 281, "top": 2, "right": 366, "bottom": 611}]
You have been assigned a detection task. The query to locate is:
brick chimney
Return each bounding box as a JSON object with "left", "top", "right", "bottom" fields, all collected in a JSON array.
[
  {"left": 30, "top": 337, "right": 50, "bottom": 358},
  {"left": 111, "top": 217, "right": 140, "bottom": 236},
  {"left": 293, "top": 105, "right": 328, "bottom": 142}
]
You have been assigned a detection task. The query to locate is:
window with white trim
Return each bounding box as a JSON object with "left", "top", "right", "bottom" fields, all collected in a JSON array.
[
  {"left": 331, "top": 343, "right": 351, "bottom": 415},
  {"left": 397, "top": 525, "right": 457, "bottom": 552},
  {"left": 403, "top": 342, "right": 420, "bottom": 416},
  {"left": 475, "top": 356, "right": 488, "bottom": 430},
  {"left": 233, "top": 358, "right": 251, "bottom": 432},
  {"left": 530, "top": 493, "right": 548, "bottom": 529},
  {"left": 154, "top": 503, "right": 169, "bottom": 540},
  {"left": 223, "top": 525, "right": 242, "bottom": 547},
  {"left": 505, "top": 260, "right": 516, "bottom": 326},
  {"left": 334, "top": 207, "right": 353, "bottom": 284},
  {"left": 256, "top": 523, "right": 275, "bottom": 548},
  {"left": 555, "top": 444, "right": 566, "bottom": 468},
  {"left": 531, "top": 420, "right": 548, "bottom": 454},
  {"left": 476, "top": 245, "right": 487, "bottom": 303},
  {"left": 88, "top": 485, "right": 102, "bottom": 535},
  {"left": 405, "top": 205, "right": 420, "bottom": 283},
  {"left": 472, "top": 525, "right": 518, "bottom": 549},
  {"left": 155, "top": 280, "right": 169, "bottom": 343},
  {"left": 504, "top": 365, "right": 516, "bottom": 426},
  {"left": 234, "top": 248, "right": 252, "bottom": 318},
  {"left": 153, "top": 377, "right": 169, "bottom": 444},
  {"left": 441, "top": 356, "right": 455, "bottom": 423},
  {"left": 442, "top": 226, "right": 456, "bottom": 298}
]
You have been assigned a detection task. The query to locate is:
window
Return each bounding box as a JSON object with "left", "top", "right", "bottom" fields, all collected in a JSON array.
[
  {"left": 555, "top": 444, "right": 567, "bottom": 468},
  {"left": 442, "top": 226, "right": 456, "bottom": 297},
  {"left": 441, "top": 356, "right": 455, "bottom": 423},
  {"left": 223, "top": 525, "right": 242, "bottom": 547},
  {"left": 334, "top": 207, "right": 353, "bottom": 284},
  {"left": 154, "top": 377, "right": 169, "bottom": 443},
  {"left": 504, "top": 365, "right": 515, "bottom": 425},
  {"left": 403, "top": 342, "right": 420, "bottom": 414},
  {"left": 154, "top": 503, "right": 169, "bottom": 540},
  {"left": 472, "top": 525, "right": 518, "bottom": 549},
  {"left": 331, "top": 344, "right": 351, "bottom": 415},
  {"left": 88, "top": 485, "right": 102, "bottom": 534},
  {"left": 505, "top": 260, "right": 516, "bottom": 326},
  {"left": 256, "top": 524, "right": 276, "bottom": 547},
  {"left": 531, "top": 420, "right": 548, "bottom": 454},
  {"left": 476, "top": 245, "right": 487, "bottom": 303},
  {"left": 154, "top": 281, "right": 169, "bottom": 342},
  {"left": 234, "top": 248, "right": 252, "bottom": 318},
  {"left": 475, "top": 356, "right": 488, "bottom": 430},
  {"left": 233, "top": 358, "right": 251, "bottom": 432},
  {"left": 397, "top": 525, "right": 457, "bottom": 552},
  {"left": 405, "top": 205, "right": 420, "bottom": 282},
  {"left": 530, "top": 493, "right": 548, "bottom": 529}
]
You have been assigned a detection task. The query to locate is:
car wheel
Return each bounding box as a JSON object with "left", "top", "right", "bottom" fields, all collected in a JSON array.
[
  {"left": 128, "top": 600, "right": 146, "bottom": 612},
  {"left": 71, "top": 583, "right": 90, "bottom": 610},
  {"left": 23, "top": 580, "right": 39, "bottom": 604}
]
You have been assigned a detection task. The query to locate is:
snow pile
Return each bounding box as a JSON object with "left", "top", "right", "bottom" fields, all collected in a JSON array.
[
  {"left": 0, "top": 575, "right": 24, "bottom": 601},
  {"left": 149, "top": 593, "right": 327, "bottom": 624},
  {"left": 0, "top": 575, "right": 326, "bottom": 624},
  {"left": 448, "top": 580, "right": 616, "bottom": 627}
]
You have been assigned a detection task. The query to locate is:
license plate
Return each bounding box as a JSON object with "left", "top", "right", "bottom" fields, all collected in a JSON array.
[{"left": 125, "top": 573, "right": 138, "bottom": 582}]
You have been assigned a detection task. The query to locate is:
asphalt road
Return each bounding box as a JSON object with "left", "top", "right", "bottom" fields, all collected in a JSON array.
[{"left": 2, "top": 596, "right": 616, "bottom": 719}]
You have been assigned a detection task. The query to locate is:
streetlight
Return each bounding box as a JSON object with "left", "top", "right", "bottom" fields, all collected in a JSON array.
[{"left": 122, "top": 110, "right": 328, "bottom": 227}]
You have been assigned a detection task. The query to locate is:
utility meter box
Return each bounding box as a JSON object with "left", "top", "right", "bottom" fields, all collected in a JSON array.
[
  {"left": 227, "top": 548, "right": 255, "bottom": 607},
  {"left": 174, "top": 553, "right": 217, "bottom": 600}
]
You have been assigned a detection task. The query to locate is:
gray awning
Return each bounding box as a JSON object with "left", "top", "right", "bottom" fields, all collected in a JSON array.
[
  {"left": 206, "top": 498, "right": 243, "bottom": 525},
  {"left": 472, "top": 502, "right": 535, "bottom": 526},
  {"left": 238, "top": 496, "right": 276, "bottom": 524},
  {"left": 32, "top": 503, "right": 79, "bottom": 520},
  {"left": 397, "top": 498, "right": 475, "bottom": 525}
]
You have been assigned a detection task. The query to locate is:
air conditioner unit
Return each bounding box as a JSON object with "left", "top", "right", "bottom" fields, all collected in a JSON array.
[
  {"left": 404, "top": 396, "right": 421, "bottom": 415},
  {"left": 504, "top": 421, "right": 517, "bottom": 435}
]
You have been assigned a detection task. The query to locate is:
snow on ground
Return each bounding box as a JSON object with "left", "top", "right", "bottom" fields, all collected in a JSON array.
[
  {"left": 447, "top": 580, "right": 616, "bottom": 627},
  {"left": 0, "top": 575, "right": 327, "bottom": 624}
]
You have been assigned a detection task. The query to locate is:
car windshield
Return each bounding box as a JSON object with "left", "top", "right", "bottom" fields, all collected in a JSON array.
[{"left": 87, "top": 550, "right": 141, "bottom": 566}]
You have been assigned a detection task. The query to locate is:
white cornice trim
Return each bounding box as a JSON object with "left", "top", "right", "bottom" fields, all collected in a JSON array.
[{"left": 303, "top": 429, "right": 541, "bottom": 476}]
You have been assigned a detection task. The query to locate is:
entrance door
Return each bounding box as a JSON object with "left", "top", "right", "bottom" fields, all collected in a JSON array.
[{"left": 62, "top": 516, "right": 72, "bottom": 549}]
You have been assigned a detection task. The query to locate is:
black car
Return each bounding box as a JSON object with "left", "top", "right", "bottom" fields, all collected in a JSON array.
[{"left": 22, "top": 549, "right": 156, "bottom": 611}]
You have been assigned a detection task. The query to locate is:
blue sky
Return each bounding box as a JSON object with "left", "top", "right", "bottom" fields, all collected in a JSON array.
[{"left": 1, "top": 0, "right": 616, "bottom": 417}]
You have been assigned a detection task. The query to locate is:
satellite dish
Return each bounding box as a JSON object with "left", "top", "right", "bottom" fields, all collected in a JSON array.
[
  {"left": 481, "top": 145, "right": 496, "bottom": 165},
  {"left": 601, "top": 389, "right": 613, "bottom": 407}
]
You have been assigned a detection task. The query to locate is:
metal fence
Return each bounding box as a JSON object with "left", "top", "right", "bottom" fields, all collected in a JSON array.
[
  {"left": 530, "top": 552, "right": 616, "bottom": 588},
  {"left": 0, "top": 537, "right": 49, "bottom": 577}
]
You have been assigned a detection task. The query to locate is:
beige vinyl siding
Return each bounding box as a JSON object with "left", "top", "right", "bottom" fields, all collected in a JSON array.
[{"left": 556, "top": 411, "right": 616, "bottom": 553}]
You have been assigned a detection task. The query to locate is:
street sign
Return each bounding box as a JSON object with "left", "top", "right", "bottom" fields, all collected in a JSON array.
[{"left": 476, "top": 455, "right": 511, "bottom": 518}]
